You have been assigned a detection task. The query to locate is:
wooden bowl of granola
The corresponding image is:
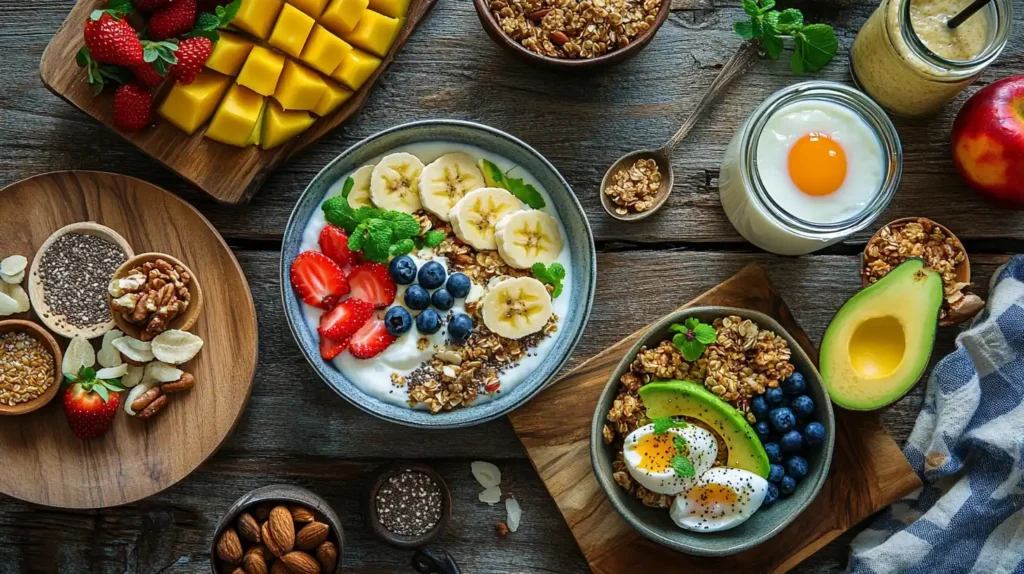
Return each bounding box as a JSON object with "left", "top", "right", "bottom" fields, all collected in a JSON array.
[
  {"left": 861, "top": 217, "right": 981, "bottom": 326},
  {"left": 0, "top": 320, "right": 62, "bottom": 416},
  {"left": 473, "top": 0, "right": 672, "bottom": 69},
  {"left": 109, "top": 252, "right": 204, "bottom": 340}
]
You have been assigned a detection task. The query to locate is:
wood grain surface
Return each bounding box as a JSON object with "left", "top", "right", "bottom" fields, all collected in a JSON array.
[
  {"left": 0, "top": 172, "right": 258, "bottom": 509},
  {"left": 39, "top": 0, "right": 438, "bottom": 205}
]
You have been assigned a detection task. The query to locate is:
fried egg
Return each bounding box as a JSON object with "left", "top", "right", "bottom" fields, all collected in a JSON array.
[
  {"left": 756, "top": 98, "right": 884, "bottom": 225},
  {"left": 622, "top": 423, "right": 718, "bottom": 495},
  {"left": 670, "top": 467, "right": 768, "bottom": 532}
]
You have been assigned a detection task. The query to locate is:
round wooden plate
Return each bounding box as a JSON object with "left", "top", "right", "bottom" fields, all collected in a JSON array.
[{"left": 0, "top": 171, "right": 258, "bottom": 509}]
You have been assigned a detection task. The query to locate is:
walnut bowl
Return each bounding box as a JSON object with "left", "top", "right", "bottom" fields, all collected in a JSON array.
[
  {"left": 108, "top": 252, "right": 203, "bottom": 340},
  {"left": 0, "top": 319, "right": 63, "bottom": 416}
]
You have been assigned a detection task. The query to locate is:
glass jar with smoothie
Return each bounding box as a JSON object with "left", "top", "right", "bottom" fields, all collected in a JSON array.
[
  {"left": 851, "top": 0, "right": 1013, "bottom": 117},
  {"left": 719, "top": 82, "right": 902, "bottom": 256}
]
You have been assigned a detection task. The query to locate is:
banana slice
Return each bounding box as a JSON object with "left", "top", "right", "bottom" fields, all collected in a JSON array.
[
  {"left": 418, "top": 153, "right": 485, "bottom": 221},
  {"left": 481, "top": 277, "right": 553, "bottom": 339},
  {"left": 494, "top": 210, "right": 564, "bottom": 269},
  {"left": 450, "top": 187, "right": 523, "bottom": 250},
  {"left": 346, "top": 164, "right": 375, "bottom": 209},
  {"left": 370, "top": 152, "right": 424, "bottom": 213}
]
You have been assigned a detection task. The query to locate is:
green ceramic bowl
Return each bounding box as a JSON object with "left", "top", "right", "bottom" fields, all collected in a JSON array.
[{"left": 590, "top": 306, "right": 835, "bottom": 556}]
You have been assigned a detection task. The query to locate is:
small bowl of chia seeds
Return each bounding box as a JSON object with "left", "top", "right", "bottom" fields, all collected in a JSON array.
[{"left": 366, "top": 461, "right": 451, "bottom": 548}]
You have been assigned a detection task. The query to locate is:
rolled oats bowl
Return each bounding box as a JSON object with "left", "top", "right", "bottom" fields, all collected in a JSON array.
[{"left": 590, "top": 306, "right": 835, "bottom": 556}]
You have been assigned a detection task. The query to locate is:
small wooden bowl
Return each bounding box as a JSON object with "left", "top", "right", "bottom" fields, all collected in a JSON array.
[
  {"left": 209, "top": 484, "right": 344, "bottom": 574},
  {"left": 109, "top": 253, "right": 203, "bottom": 339},
  {"left": 473, "top": 0, "right": 671, "bottom": 69},
  {"left": 0, "top": 320, "right": 63, "bottom": 416},
  {"left": 28, "top": 222, "right": 134, "bottom": 339},
  {"left": 600, "top": 149, "right": 674, "bottom": 222},
  {"left": 365, "top": 461, "right": 452, "bottom": 548}
]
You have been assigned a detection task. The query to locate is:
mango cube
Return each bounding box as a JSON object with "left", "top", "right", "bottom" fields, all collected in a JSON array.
[
  {"left": 367, "top": 0, "right": 409, "bottom": 18},
  {"left": 206, "top": 84, "right": 266, "bottom": 147},
  {"left": 158, "top": 70, "right": 231, "bottom": 134},
  {"left": 330, "top": 48, "right": 380, "bottom": 90},
  {"left": 319, "top": 0, "right": 368, "bottom": 35},
  {"left": 300, "top": 25, "right": 353, "bottom": 75},
  {"left": 268, "top": 4, "right": 316, "bottom": 57},
  {"left": 262, "top": 101, "right": 316, "bottom": 150},
  {"left": 205, "top": 31, "right": 254, "bottom": 76},
  {"left": 232, "top": 0, "right": 284, "bottom": 39},
  {"left": 342, "top": 9, "right": 401, "bottom": 57},
  {"left": 248, "top": 102, "right": 268, "bottom": 145},
  {"left": 274, "top": 59, "right": 327, "bottom": 110},
  {"left": 313, "top": 80, "right": 354, "bottom": 116},
  {"left": 237, "top": 46, "right": 286, "bottom": 96},
  {"left": 288, "top": 0, "right": 330, "bottom": 17}
]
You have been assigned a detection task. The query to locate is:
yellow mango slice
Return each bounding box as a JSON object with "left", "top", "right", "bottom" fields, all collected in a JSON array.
[
  {"left": 237, "top": 46, "right": 286, "bottom": 96},
  {"left": 268, "top": 3, "right": 316, "bottom": 58},
  {"left": 289, "top": 0, "right": 330, "bottom": 17},
  {"left": 330, "top": 47, "right": 381, "bottom": 90},
  {"left": 320, "top": 0, "right": 369, "bottom": 35},
  {"left": 367, "top": 0, "right": 409, "bottom": 18},
  {"left": 205, "top": 31, "right": 254, "bottom": 76},
  {"left": 232, "top": 0, "right": 284, "bottom": 39},
  {"left": 206, "top": 84, "right": 266, "bottom": 147},
  {"left": 158, "top": 70, "right": 231, "bottom": 134},
  {"left": 262, "top": 101, "right": 316, "bottom": 150},
  {"left": 313, "top": 80, "right": 354, "bottom": 116},
  {"left": 342, "top": 9, "right": 401, "bottom": 57},
  {"left": 300, "top": 25, "right": 353, "bottom": 75},
  {"left": 273, "top": 59, "right": 327, "bottom": 111}
]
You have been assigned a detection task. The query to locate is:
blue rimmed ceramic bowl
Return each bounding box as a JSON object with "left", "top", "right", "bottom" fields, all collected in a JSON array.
[{"left": 281, "top": 119, "right": 596, "bottom": 428}]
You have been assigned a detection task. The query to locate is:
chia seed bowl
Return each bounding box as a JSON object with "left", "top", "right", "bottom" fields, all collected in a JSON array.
[{"left": 365, "top": 461, "right": 452, "bottom": 548}]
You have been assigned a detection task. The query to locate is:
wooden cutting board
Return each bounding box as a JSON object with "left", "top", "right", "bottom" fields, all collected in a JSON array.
[
  {"left": 39, "top": 0, "right": 437, "bottom": 205},
  {"left": 508, "top": 264, "right": 922, "bottom": 573}
]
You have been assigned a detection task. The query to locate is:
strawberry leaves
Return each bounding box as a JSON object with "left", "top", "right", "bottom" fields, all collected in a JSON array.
[
  {"left": 142, "top": 40, "right": 179, "bottom": 74},
  {"left": 77, "top": 47, "right": 133, "bottom": 94},
  {"left": 91, "top": 0, "right": 134, "bottom": 21},
  {"left": 65, "top": 366, "right": 124, "bottom": 404}
]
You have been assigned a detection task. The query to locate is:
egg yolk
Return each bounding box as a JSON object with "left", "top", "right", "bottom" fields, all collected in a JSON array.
[
  {"left": 684, "top": 484, "right": 739, "bottom": 508},
  {"left": 635, "top": 433, "right": 678, "bottom": 472},
  {"left": 788, "top": 132, "right": 847, "bottom": 197}
]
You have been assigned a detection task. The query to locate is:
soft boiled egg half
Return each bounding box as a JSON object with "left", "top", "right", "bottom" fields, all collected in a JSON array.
[
  {"left": 756, "top": 98, "right": 885, "bottom": 225},
  {"left": 622, "top": 423, "right": 718, "bottom": 495},
  {"left": 670, "top": 467, "right": 769, "bottom": 533}
]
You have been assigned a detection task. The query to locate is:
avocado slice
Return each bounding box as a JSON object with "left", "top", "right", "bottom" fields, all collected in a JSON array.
[
  {"left": 639, "top": 380, "right": 770, "bottom": 478},
  {"left": 820, "top": 259, "right": 943, "bottom": 410}
]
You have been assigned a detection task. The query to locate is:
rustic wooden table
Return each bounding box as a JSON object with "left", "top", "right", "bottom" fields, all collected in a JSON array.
[{"left": 1, "top": 0, "right": 1022, "bottom": 572}]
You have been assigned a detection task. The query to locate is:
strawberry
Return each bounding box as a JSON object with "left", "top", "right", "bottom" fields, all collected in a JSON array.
[
  {"left": 148, "top": 0, "right": 197, "bottom": 41},
  {"left": 83, "top": 13, "right": 144, "bottom": 67},
  {"left": 347, "top": 263, "right": 396, "bottom": 309},
  {"left": 170, "top": 37, "right": 213, "bottom": 84},
  {"left": 349, "top": 318, "right": 397, "bottom": 359},
  {"left": 130, "top": 62, "right": 164, "bottom": 87},
  {"left": 112, "top": 82, "right": 152, "bottom": 131},
  {"left": 133, "top": 0, "right": 174, "bottom": 11},
  {"left": 319, "top": 335, "right": 349, "bottom": 360},
  {"left": 318, "top": 224, "right": 352, "bottom": 267},
  {"left": 62, "top": 367, "right": 124, "bottom": 440},
  {"left": 291, "top": 251, "right": 350, "bottom": 310},
  {"left": 318, "top": 297, "right": 373, "bottom": 339}
]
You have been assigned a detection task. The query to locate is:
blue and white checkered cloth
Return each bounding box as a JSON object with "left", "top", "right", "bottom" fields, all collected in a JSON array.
[{"left": 848, "top": 256, "right": 1024, "bottom": 574}]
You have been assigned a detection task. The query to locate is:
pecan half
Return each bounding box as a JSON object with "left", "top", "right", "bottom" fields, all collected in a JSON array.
[{"left": 137, "top": 394, "right": 168, "bottom": 419}]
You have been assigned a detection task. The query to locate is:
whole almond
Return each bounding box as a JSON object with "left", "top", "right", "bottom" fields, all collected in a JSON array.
[
  {"left": 269, "top": 562, "right": 291, "bottom": 574},
  {"left": 230, "top": 568, "right": 246, "bottom": 574},
  {"left": 290, "top": 505, "right": 316, "bottom": 524},
  {"left": 246, "top": 545, "right": 273, "bottom": 563},
  {"left": 251, "top": 505, "right": 272, "bottom": 521},
  {"left": 528, "top": 8, "right": 550, "bottom": 21},
  {"left": 242, "top": 549, "right": 268, "bottom": 574},
  {"left": 281, "top": 551, "right": 320, "bottom": 574},
  {"left": 316, "top": 541, "right": 338, "bottom": 572},
  {"left": 268, "top": 506, "right": 295, "bottom": 555},
  {"left": 549, "top": 31, "right": 569, "bottom": 46},
  {"left": 262, "top": 522, "right": 285, "bottom": 557},
  {"left": 216, "top": 528, "right": 243, "bottom": 565},
  {"left": 237, "top": 512, "right": 261, "bottom": 545},
  {"left": 295, "top": 521, "right": 329, "bottom": 551}
]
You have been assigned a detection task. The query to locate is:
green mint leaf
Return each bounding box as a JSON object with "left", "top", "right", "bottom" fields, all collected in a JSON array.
[
  {"left": 652, "top": 417, "right": 674, "bottom": 434},
  {"left": 354, "top": 206, "right": 383, "bottom": 222},
  {"left": 367, "top": 219, "right": 393, "bottom": 252},
  {"left": 323, "top": 196, "right": 360, "bottom": 232},
  {"left": 389, "top": 238, "right": 415, "bottom": 256},
  {"left": 671, "top": 454, "right": 696, "bottom": 478},
  {"left": 531, "top": 262, "right": 552, "bottom": 283},
  {"left": 673, "top": 435, "right": 689, "bottom": 452},
  {"left": 187, "top": 12, "right": 220, "bottom": 37},
  {"left": 668, "top": 323, "right": 688, "bottom": 336},
  {"left": 763, "top": 10, "right": 780, "bottom": 34},
  {"left": 348, "top": 223, "right": 367, "bottom": 251},
  {"left": 341, "top": 176, "right": 354, "bottom": 199},
  {"left": 741, "top": 0, "right": 759, "bottom": 17},
  {"left": 733, "top": 21, "right": 755, "bottom": 40},
  {"left": 215, "top": 0, "right": 241, "bottom": 25},
  {"left": 671, "top": 332, "right": 687, "bottom": 351},
  {"left": 551, "top": 283, "right": 563, "bottom": 298},
  {"left": 684, "top": 317, "right": 699, "bottom": 331},
  {"left": 479, "top": 158, "right": 504, "bottom": 186},
  {"left": 693, "top": 323, "right": 717, "bottom": 345},
  {"left": 93, "top": 385, "right": 110, "bottom": 403},
  {"left": 504, "top": 176, "right": 546, "bottom": 209},
  {"left": 792, "top": 24, "right": 838, "bottom": 73},
  {"left": 759, "top": 0, "right": 776, "bottom": 11},
  {"left": 775, "top": 8, "right": 803, "bottom": 31},
  {"left": 381, "top": 211, "right": 421, "bottom": 240},
  {"left": 680, "top": 339, "right": 705, "bottom": 362},
  {"left": 761, "top": 33, "right": 785, "bottom": 60},
  {"left": 531, "top": 263, "right": 563, "bottom": 299},
  {"left": 423, "top": 230, "right": 446, "bottom": 248},
  {"left": 548, "top": 262, "right": 566, "bottom": 281}
]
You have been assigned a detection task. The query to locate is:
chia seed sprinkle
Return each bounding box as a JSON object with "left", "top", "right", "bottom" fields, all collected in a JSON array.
[
  {"left": 375, "top": 470, "right": 443, "bottom": 537},
  {"left": 38, "top": 233, "right": 126, "bottom": 329}
]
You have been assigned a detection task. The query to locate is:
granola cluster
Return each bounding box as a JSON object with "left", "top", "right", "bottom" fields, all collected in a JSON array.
[
  {"left": 488, "top": 0, "right": 661, "bottom": 60},
  {"left": 604, "top": 158, "right": 662, "bottom": 215}
]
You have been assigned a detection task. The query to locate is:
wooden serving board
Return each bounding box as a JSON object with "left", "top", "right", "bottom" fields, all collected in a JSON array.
[
  {"left": 39, "top": 0, "right": 437, "bottom": 205},
  {"left": 508, "top": 264, "right": 923, "bottom": 573},
  {"left": 0, "top": 171, "right": 258, "bottom": 508}
]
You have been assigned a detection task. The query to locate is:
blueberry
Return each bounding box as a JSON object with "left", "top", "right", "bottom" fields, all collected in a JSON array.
[
  {"left": 785, "top": 456, "right": 809, "bottom": 479},
  {"left": 448, "top": 313, "right": 474, "bottom": 343},
  {"left": 751, "top": 395, "right": 769, "bottom": 421},
  {"left": 388, "top": 255, "right": 417, "bottom": 285},
  {"left": 779, "top": 475, "right": 797, "bottom": 496},
  {"left": 418, "top": 261, "right": 446, "bottom": 290},
  {"left": 415, "top": 308, "right": 442, "bottom": 334},
  {"left": 431, "top": 288, "right": 454, "bottom": 311},
  {"left": 769, "top": 407, "right": 796, "bottom": 433},
  {"left": 780, "top": 429, "right": 803, "bottom": 453},
  {"left": 763, "top": 483, "right": 779, "bottom": 506},
  {"left": 804, "top": 422, "right": 826, "bottom": 447},
  {"left": 790, "top": 395, "right": 815, "bottom": 419},
  {"left": 782, "top": 372, "right": 806, "bottom": 395},
  {"left": 754, "top": 421, "right": 771, "bottom": 442},
  {"left": 766, "top": 387, "right": 785, "bottom": 406},
  {"left": 404, "top": 285, "right": 430, "bottom": 311},
  {"left": 764, "top": 442, "right": 782, "bottom": 464},
  {"left": 768, "top": 464, "right": 784, "bottom": 483},
  {"left": 446, "top": 272, "right": 472, "bottom": 298},
  {"left": 384, "top": 307, "right": 412, "bottom": 336}
]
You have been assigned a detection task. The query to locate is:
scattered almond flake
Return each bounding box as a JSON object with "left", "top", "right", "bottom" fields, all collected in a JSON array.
[
  {"left": 97, "top": 330, "right": 124, "bottom": 369},
  {"left": 5, "top": 285, "right": 29, "bottom": 312},
  {"left": 0, "top": 292, "right": 18, "bottom": 316},
  {"left": 121, "top": 365, "right": 145, "bottom": 387},
  {"left": 144, "top": 361, "right": 183, "bottom": 383},
  {"left": 0, "top": 255, "right": 27, "bottom": 276},
  {"left": 63, "top": 334, "right": 96, "bottom": 376},
  {"left": 151, "top": 329, "right": 204, "bottom": 364},
  {"left": 111, "top": 337, "right": 154, "bottom": 363},
  {"left": 478, "top": 486, "right": 502, "bottom": 505},
  {"left": 96, "top": 364, "right": 128, "bottom": 379},
  {"left": 472, "top": 461, "right": 502, "bottom": 489},
  {"left": 505, "top": 496, "right": 521, "bottom": 533}
]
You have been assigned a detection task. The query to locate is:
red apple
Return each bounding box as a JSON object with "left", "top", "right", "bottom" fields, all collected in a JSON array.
[{"left": 952, "top": 75, "right": 1024, "bottom": 208}]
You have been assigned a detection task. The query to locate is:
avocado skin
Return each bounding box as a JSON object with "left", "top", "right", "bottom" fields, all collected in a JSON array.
[
  {"left": 639, "top": 380, "right": 771, "bottom": 478},
  {"left": 820, "top": 258, "right": 943, "bottom": 411}
]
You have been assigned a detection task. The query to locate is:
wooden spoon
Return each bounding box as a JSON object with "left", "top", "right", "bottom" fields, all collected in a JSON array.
[{"left": 600, "top": 40, "right": 762, "bottom": 222}]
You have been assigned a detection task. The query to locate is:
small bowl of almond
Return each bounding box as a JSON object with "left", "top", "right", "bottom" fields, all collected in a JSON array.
[{"left": 210, "top": 485, "right": 343, "bottom": 574}]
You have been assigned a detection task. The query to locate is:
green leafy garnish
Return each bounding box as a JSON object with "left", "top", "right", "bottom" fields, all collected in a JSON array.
[
  {"left": 670, "top": 436, "right": 696, "bottom": 478},
  {"left": 652, "top": 417, "right": 689, "bottom": 434},
  {"left": 531, "top": 262, "right": 566, "bottom": 298},
  {"left": 479, "top": 158, "right": 546, "bottom": 209},
  {"left": 187, "top": 0, "right": 242, "bottom": 41},
  {"left": 733, "top": 0, "right": 838, "bottom": 73},
  {"left": 142, "top": 40, "right": 180, "bottom": 75},
  {"left": 341, "top": 176, "right": 355, "bottom": 199},
  {"left": 322, "top": 179, "right": 433, "bottom": 263},
  {"left": 670, "top": 318, "right": 717, "bottom": 362},
  {"left": 422, "top": 229, "right": 447, "bottom": 248},
  {"left": 64, "top": 366, "right": 124, "bottom": 404},
  {"left": 90, "top": 0, "right": 133, "bottom": 20}
]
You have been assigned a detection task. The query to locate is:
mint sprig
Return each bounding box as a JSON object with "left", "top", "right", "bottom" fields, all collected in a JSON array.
[
  {"left": 670, "top": 436, "right": 696, "bottom": 478},
  {"left": 187, "top": 0, "right": 242, "bottom": 41},
  {"left": 651, "top": 416, "right": 689, "bottom": 434},
  {"left": 531, "top": 262, "right": 565, "bottom": 298},
  {"left": 669, "top": 317, "right": 717, "bottom": 362},
  {"left": 322, "top": 177, "right": 427, "bottom": 263},
  {"left": 734, "top": 0, "right": 838, "bottom": 73},
  {"left": 479, "top": 158, "right": 546, "bottom": 209}
]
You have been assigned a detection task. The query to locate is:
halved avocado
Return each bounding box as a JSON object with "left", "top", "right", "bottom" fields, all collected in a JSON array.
[
  {"left": 820, "top": 259, "right": 942, "bottom": 410},
  {"left": 639, "top": 380, "right": 770, "bottom": 478}
]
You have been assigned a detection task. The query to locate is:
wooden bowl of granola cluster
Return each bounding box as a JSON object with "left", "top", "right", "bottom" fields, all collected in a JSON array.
[{"left": 861, "top": 217, "right": 982, "bottom": 326}]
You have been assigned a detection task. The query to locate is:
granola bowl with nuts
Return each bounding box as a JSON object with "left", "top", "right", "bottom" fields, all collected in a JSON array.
[{"left": 590, "top": 307, "right": 834, "bottom": 556}]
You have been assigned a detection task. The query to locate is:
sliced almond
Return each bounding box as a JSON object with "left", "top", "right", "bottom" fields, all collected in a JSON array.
[
  {"left": 97, "top": 329, "right": 124, "bottom": 368},
  {"left": 111, "top": 336, "right": 154, "bottom": 364},
  {"left": 7, "top": 285, "right": 29, "bottom": 313},
  {"left": 0, "top": 292, "right": 19, "bottom": 316},
  {"left": 121, "top": 365, "right": 145, "bottom": 387},
  {"left": 0, "top": 255, "right": 27, "bottom": 276},
  {"left": 63, "top": 335, "right": 96, "bottom": 377},
  {"left": 151, "top": 329, "right": 204, "bottom": 364},
  {"left": 96, "top": 364, "right": 128, "bottom": 379},
  {"left": 471, "top": 461, "right": 501, "bottom": 489},
  {"left": 0, "top": 270, "right": 25, "bottom": 285},
  {"left": 144, "top": 361, "right": 182, "bottom": 383}
]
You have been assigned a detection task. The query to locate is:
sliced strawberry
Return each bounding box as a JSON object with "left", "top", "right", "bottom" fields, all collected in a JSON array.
[
  {"left": 318, "top": 297, "right": 373, "bottom": 339},
  {"left": 348, "top": 318, "right": 397, "bottom": 359},
  {"left": 319, "top": 335, "right": 350, "bottom": 360},
  {"left": 318, "top": 224, "right": 352, "bottom": 267},
  {"left": 291, "top": 251, "right": 349, "bottom": 310},
  {"left": 347, "top": 262, "right": 396, "bottom": 309}
]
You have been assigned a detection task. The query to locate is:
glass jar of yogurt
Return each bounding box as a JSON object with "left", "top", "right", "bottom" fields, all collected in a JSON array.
[
  {"left": 719, "top": 82, "right": 902, "bottom": 256},
  {"left": 851, "top": 0, "right": 1013, "bottom": 117}
]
